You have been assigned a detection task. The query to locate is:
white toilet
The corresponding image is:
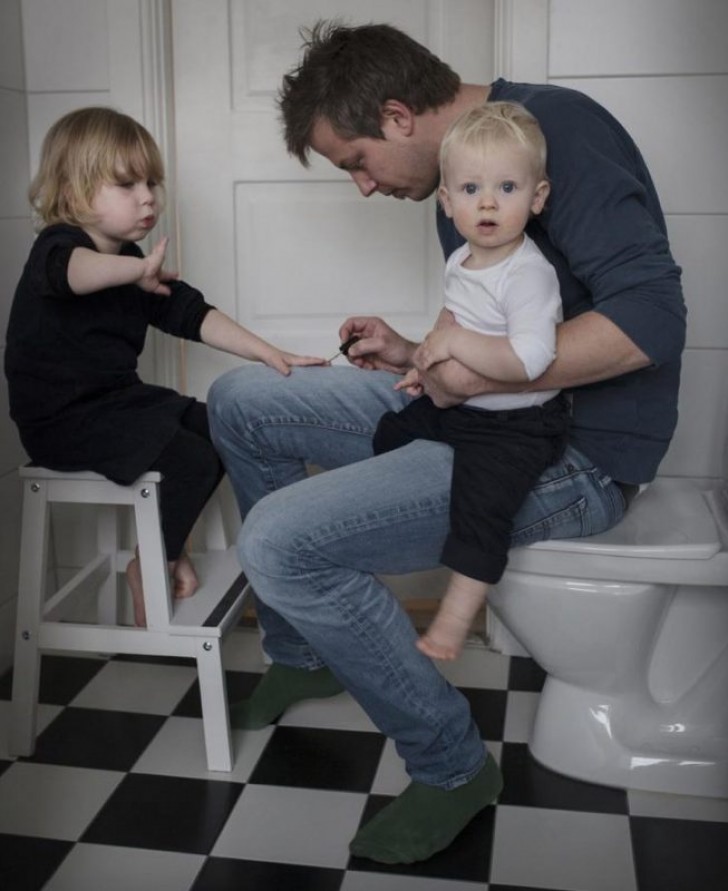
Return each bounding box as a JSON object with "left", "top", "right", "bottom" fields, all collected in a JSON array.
[{"left": 488, "top": 476, "right": 728, "bottom": 799}]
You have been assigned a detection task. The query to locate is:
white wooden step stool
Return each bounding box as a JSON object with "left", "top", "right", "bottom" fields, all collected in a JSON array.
[{"left": 9, "top": 466, "right": 249, "bottom": 771}]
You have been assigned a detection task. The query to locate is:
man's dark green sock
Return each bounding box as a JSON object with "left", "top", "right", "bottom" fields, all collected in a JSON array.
[
  {"left": 349, "top": 755, "right": 503, "bottom": 864},
  {"left": 230, "top": 662, "right": 345, "bottom": 730}
]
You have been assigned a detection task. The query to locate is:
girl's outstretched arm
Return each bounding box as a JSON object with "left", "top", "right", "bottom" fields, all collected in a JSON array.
[
  {"left": 68, "top": 237, "right": 176, "bottom": 295},
  {"left": 199, "top": 309, "right": 327, "bottom": 375}
]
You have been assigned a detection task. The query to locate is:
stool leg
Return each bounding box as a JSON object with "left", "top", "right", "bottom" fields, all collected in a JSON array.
[
  {"left": 10, "top": 480, "right": 50, "bottom": 756},
  {"left": 195, "top": 638, "right": 233, "bottom": 771},
  {"left": 97, "top": 504, "right": 120, "bottom": 625},
  {"left": 132, "top": 481, "right": 172, "bottom": 629}
]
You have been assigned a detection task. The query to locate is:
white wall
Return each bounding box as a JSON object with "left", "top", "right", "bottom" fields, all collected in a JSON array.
[
  {"left": 0, "top": 0, "right": 33, "bottom": 674},
  {"left": 544, "top": 0, "right": 728, "bottom": 483}
]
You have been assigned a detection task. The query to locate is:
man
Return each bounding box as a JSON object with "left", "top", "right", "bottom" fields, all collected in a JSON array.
[{"left": 208, "top": 21, "right": 685, "bottom": 864}]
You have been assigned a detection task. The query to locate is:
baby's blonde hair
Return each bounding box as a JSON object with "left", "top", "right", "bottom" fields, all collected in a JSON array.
[
  {"left": 29, "top": 106, "right": 165, "bottom": 229},
  {"left": 440, "top": 102, "right": 547, "bottom": 183}
]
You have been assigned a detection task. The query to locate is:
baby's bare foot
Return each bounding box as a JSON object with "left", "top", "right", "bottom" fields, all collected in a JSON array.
[
  {"left": 125, "top": 554, "right": 147, "bottom": 627},
  {"left": 171, "top": 552, "right": 199, "bottom": 599}
]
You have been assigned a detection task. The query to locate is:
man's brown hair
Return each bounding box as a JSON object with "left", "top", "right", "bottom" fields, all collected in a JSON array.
[{"left": 279, "top": 20, "right": 460, "bottom": 166}]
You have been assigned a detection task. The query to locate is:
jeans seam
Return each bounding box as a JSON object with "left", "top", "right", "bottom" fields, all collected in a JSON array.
[{"left": 285, "top": 521, "right": 471, "bottom": 758}]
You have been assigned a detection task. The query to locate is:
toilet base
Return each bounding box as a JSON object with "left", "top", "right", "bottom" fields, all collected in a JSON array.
[{"left": 529, "top": 677, "right": 728, "bottom": 799}]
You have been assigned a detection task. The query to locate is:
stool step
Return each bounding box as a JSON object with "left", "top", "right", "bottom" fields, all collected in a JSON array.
[{"left": 168, "top": 547, "right": 250, "bottom": 637}]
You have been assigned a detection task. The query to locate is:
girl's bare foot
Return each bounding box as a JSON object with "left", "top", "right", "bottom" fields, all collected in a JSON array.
[
  {"left": 125, "top": 553, "right": 147, "bottom": 627},
  {"left": 170, "top": 552, "right": 199, "bottom": 599}
]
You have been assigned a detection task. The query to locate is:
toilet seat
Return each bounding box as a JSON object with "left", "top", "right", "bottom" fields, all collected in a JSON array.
[{"left": 506, "top": 479, "right": 728, "bottom": 586}]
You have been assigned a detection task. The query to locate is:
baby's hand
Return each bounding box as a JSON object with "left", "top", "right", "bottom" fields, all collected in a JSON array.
[
  {"left": 394, "top": 368, "right": 424, "bottom": 397},
  {"left": 413, "top": 327, "right": 454, "bottom": 371},
  {"left": 139, "top": 236, "right": 177, "bottom": 295}
]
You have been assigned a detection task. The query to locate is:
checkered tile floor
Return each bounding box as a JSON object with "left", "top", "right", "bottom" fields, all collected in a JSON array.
[{"left": 1, "top": 628, "right": 726, "bottom": 891}]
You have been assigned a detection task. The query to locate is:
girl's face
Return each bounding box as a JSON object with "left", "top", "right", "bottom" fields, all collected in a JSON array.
[
  {"left": 438, "top": 140, "right": 549, "bottom": 268},
  {"left": 84, "top": 172, "right": 160, "bottom": 253}
]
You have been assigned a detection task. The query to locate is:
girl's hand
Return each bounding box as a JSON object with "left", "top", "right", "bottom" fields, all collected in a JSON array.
[
  {"left": 138, "top": 236, "right": 178, "bottom": 295},
  {"left": 259, "top": 347, "right": 329, "bottom": 376}
]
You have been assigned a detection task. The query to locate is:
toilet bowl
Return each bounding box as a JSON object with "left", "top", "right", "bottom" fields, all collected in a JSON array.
[{"left": 489, "top": 477, "right": 728, "bottom": 798}]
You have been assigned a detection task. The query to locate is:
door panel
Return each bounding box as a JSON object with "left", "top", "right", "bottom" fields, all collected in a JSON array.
[{"left": 171, "top": 0, "right": 494, "bottom": 396}]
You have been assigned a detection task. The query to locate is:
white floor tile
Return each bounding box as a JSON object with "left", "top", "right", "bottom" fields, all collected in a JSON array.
[
  {"left": 341, "top": 872, "right": 486, "bottom": 890},
  {"left": 502, "top": 690, "right": 540, "bottom": 743},
  {"left": 212, "top": 783, "right": 367, "bottom": 869},
  {"left": 628, "top": 788, "right": 728, "bottom": 822},
  {"left": 42, "top": 843, "right": 204, "bottom": 891},
  {"left": 0, "top": 762, "right": 122, "bottom": 840},
  {"left": 131, "top": 715, "right": 274, "bottom": 781},
  {"left": 70, "top": 660, "right": 196, "bottom": 715},
  {"left": 278, "top": 690, "right": 378, "bottom": 732},
  {"left": 490, "top": 805, "right": 637, "bottom": 891},
  {"left": 370, "top": 739, "right": 410, "bottom": 796}
]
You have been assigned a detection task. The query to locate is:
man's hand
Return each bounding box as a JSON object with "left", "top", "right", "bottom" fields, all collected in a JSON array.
[{"left": 338, "top": 316, "right": 418, "bottom": 373}]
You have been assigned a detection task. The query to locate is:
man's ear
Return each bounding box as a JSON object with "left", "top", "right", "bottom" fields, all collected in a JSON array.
[
  {"left": 438, "top": 184, "right": 453, "bottom": 218},
  {"left": 531, "top": 179, "right": 550, "bottom": 215},
  {"left": 380, "top": 99, "right": 416, "bottom": 137}
]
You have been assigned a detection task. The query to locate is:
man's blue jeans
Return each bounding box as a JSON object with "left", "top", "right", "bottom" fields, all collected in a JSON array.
[{"left": 208, "top": 364, "right": 626, "bottom": 789}]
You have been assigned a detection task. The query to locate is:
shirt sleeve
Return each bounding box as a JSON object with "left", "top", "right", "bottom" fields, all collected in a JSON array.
[
  {"left": 116, "top": 240, "right": 215, "bottom": 341},
  {"left": 143, "top": 279, "right": 215, "bottom": 341},
  {"left": 531, "top": 93, "right": 686, "bottom": 367},
  {"left": 502, "top": 260, "right": 562, "bottom": 381},
  {"left": 27, "top": 225, "right": 92, "bottom": 299}
]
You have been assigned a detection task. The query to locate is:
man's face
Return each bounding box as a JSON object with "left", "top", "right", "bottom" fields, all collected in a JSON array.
[{"left": 309, "top": 115, "right": 440, "bottom": 202}]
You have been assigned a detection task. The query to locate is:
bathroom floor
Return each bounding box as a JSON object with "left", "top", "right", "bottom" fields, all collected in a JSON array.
[{"left": 0, "top": 627, "right": 726, "bottom": 891}]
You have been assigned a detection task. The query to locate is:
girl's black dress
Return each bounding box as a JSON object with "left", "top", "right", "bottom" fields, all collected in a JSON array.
[{"left": 4, "top": 224, "right": 215, "bottom": 485}]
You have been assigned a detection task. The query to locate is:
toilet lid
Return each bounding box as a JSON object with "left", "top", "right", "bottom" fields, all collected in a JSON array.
[{"left": 524, "top": 479, "right": 722, "bottom": 559}]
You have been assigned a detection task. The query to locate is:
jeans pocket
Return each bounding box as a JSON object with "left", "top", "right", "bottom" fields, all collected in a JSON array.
[{"left": 513, "top": 495, "right": 590, "bottom": 546}]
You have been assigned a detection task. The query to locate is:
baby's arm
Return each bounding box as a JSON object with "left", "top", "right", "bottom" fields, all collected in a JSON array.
[
  {"left": 199, "top": 309, "right": 326, "bottom": 375},
  {"left": 68, "top": 237, "right": 175, "bottom": 295},
  {"left": 415, "top": 326, "right": 529, "bottom": 383}
]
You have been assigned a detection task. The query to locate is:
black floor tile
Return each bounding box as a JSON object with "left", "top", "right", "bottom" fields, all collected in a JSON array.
[
  {"left": 22, "top": 707, "right": 166, "bottom": 771},
  {"left": 0, "top": 655, "right": 107, "bottom": 705},
  {"left": 460, "top": 687, "right": 508, "bottom": 740},
  {"left": 507, "top": 656, "right": 546, "bottom": 692},
  {"left": 249, "top": 726, "right": 385, "bottom": 793},
  {"left": 112, "top": 653, "right": 195, "bottom": 668},
  {"left": 348, "top": 793, "right": 495, "bottom": 883},
  {"left": 192, "top": 857, "right": 344, "bottom": 891},
  {"left": 82, "top": 772, "right": 243, "bottom": 854},
  {"left": 631, "top": 815, "right": 728, "bottom": 891},
  {"left": 0, "top": 833, "right": 73, "bottom": 891},
  {"left": 490, "top": 885, "right": 564, "bottom": 891},
  {"left": 174, "top": 670, "right": 262, "bottom": 718},
  {"left": 499, "top": 742, "right": 628, "bottom": 814}
]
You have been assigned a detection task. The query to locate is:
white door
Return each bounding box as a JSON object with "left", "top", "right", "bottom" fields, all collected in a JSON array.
[{"left": 171, "top": 0, "right": 495, "bottom": 398}]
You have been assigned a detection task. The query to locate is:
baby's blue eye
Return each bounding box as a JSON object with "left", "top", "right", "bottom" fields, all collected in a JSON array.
[
  {"left": 501, "top": 181, "right": 516, "bottom": 193},
  {"left": 464, "top": 183, "right": 478, "bottom": 195}
]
